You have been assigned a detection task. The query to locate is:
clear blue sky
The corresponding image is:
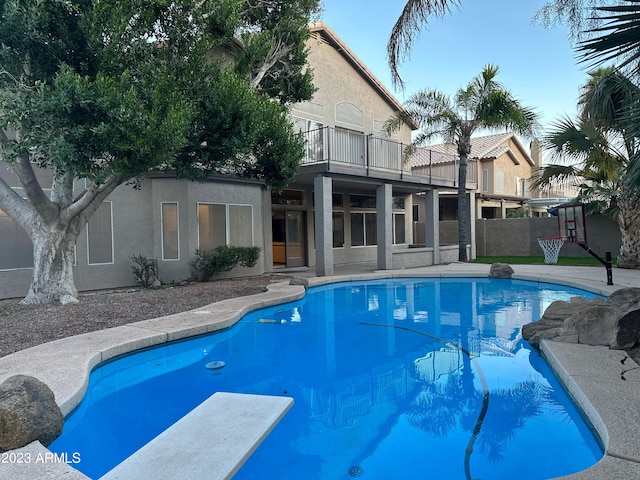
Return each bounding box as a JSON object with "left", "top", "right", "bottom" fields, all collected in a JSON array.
[{"left": 320, "top": 0, "right": 588, "bottom": 136}]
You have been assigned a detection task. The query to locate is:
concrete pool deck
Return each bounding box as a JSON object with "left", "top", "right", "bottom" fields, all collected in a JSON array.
[{"left": 0, "top": 262, "right": 639, "bottom": 479}]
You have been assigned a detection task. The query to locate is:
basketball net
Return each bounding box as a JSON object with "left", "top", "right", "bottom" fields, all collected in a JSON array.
[{"left": 537, "top": 237, "right": 564, "bottom": 264}]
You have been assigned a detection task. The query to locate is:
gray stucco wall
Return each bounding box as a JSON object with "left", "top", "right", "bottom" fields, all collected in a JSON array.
[
  {"left": 0, "top": 176, "right": 268, "bottom": 300},
  {"left": 475, "top": 215, "right": 621, "bottom": 258}
]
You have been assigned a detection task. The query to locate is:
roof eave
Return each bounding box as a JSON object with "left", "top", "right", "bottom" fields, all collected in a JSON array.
[{"left": 309, "top": 22, "right": 419, "bottom": 131}]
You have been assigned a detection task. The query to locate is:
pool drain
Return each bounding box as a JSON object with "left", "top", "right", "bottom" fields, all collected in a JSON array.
[
  {"left": 205, "top": 361, "right": 226, "bottom": 370},
  {"left": 348, "top": 465, "right": 364, "bottom": 477}
]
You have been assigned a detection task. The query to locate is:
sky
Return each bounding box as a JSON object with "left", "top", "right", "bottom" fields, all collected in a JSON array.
[{"left": 319, "top": 0, "right": 589, "bottom": 140}]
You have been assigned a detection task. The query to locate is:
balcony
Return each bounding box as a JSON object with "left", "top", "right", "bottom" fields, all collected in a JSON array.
[{"left": 300, "top": 126, "right": 477, "bottom": 189}]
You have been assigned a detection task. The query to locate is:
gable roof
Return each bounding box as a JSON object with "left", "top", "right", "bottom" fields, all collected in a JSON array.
[
  {"left": 308, "top": 22, "right": 418, "bottom": 130},
  {"left": 414, "top": 132, "right": 534, "bottom": 167}
]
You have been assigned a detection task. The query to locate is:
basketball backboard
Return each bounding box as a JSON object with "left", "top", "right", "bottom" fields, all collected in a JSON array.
[{"left": 557, "top": 203, "right": 586, "bottom": 244}]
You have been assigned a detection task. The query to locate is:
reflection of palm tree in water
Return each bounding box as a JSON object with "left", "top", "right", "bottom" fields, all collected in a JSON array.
[
  {"left": 362, "top": 320, "right": 550, "bottom": 480},
  {"left": 407, "top": 375, "right": 551, "bottom": 464}
]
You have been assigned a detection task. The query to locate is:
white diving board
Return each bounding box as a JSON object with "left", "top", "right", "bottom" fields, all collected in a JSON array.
[{"left": 100, "top": 392, "right": 294, "bottom": 480}]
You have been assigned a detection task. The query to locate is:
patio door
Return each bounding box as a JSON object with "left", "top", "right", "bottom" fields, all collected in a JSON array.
[{"left": 285, "top": 211, "right": 306, "bottom": 267}]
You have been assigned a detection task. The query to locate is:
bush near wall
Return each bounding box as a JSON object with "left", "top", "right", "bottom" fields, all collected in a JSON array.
[{"left": 190, "top": 246, "right": 261, "bottom": 282}]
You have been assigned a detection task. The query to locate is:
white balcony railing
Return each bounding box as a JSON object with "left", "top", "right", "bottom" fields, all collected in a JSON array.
[{"left": 300, "top": 126, "right": 477, "bottom": 188}]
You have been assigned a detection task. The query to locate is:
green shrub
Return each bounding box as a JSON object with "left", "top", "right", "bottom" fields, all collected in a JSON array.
[
  {"left": 130, "top": 254, "right": 159, "bottom": 288},
  {"left": 189, "top": 246, "right": 261, "bottom": 281}
]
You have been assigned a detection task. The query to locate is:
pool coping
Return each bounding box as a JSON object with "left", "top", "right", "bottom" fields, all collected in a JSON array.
[{"left": 1, "top": 267, "right": 639, "bottom": 479}]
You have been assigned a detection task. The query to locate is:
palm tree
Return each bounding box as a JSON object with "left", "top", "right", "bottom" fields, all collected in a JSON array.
[
  {"left": 532, "top": 67, "right": 640, "bottom": 268},
  {"left": 387, "top": 65, "right": 539, "bottom": 261}
]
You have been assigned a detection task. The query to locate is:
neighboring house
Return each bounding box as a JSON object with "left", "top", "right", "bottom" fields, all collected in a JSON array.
[
  {"left": 412, "top": 133, "right": 537, "bottom": 221},
  {"left": 0, "top": 22, "right": 473, "bottom": 300}
]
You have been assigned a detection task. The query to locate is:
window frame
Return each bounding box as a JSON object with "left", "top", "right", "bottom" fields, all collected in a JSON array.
[
  {"left": 87, "top": 201, "right": 114, "bottom": 265},
  {"left": 197, "top": 202, "right": 255, "bottom": 250},
  {"left": 161, "top": 202, "right": 180, "bottom": 261}
]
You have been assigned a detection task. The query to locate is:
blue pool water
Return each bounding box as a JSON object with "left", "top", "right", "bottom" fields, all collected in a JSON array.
[{"left": 49, "top": 278, "right": 604, "bottom": 479}]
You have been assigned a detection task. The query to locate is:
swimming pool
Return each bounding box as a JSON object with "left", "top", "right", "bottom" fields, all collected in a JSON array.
[{"left": 49, "top": 277, "right": 604, "bottom": 479}]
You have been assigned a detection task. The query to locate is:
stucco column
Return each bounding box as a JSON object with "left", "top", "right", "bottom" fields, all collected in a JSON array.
[
  {"left": 314, "top": 175, "right": 333, "bottom": 276},
  {"left": 377, "top": 183, "right": 392, "bottom": 270},
  {"left": 404, "top": 193, "right": 413, "bottom": 245},
  {"left": 425, "top": 189, "right": 440, "bottom": 264},
  {"left": 262, "top": 187, "right": 273, "bottom": 273},
  {"left": 470, "top": 193, "right": 477, "bottom": 260}
]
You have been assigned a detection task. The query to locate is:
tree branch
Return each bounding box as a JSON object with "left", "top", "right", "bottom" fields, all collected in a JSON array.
[
  {"left": 11, "top": 155, "right": 57, "bottom": 220},
  {"left": 249, "top": 39, "right": 293, "bottom": 90},
  {"left": 0, "top": 176, "right": 37, "bottom": 234},
  {"left": 64, "top": 175, "right": 123, "bottom": 223},
  {"left": 50, "top": 169, "right": 75, "bottom": 207}
]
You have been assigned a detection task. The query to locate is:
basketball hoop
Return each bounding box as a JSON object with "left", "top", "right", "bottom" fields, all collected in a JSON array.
[{"left": 537, "top": 237, "right": 564, "bottom": 264}]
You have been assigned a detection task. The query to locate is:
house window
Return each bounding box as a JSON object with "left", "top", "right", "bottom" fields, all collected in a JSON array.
[
  {"left": 293, "top": 117, "right": 324, "bottom": 162},
  {"left": 87, "top": 201, "right": 114, "bottom": 265},
  {"left": 229, "top": 205, "right": 253, "bottom": 247},
  {"left": 161, "top": 203, "right": 179, "bottom": 260},
  {"left": 272, "top": 190, "right": 305, "bottom": 206},
  {"left": 198, "top": 203, "right": 254, "bottom": 249},
  {"left": 333, "top": 212, "right": 344, "bottom": 248},
  {"left": 335, "top": 102, "right": 364, "bottom": 129},
  {"left": 495, "top": 170, "right": 505, "bottom": 193},
  {"left": 350, "top": 194, "right": 376, "bottom": 209},
  {"left": 393, "top": 213, "right": 406, "bottom": 245},
  {"left": 412, "top": 204, "right": 419, "bottom": 222},
  {"left": 482, "top": 169, "right": 489, "bottom": 192},
  {"left": 351, "top": 212, "right": 377, "bottom": 247},
  {"left": 0, "top": 209, "right": 32, "bottom": 269},
  {"left": 198, "top": 203, "right": 226, "bottom": 249},
  {"left": 392, "top": 196, "right": 405, "bottom": 209}
]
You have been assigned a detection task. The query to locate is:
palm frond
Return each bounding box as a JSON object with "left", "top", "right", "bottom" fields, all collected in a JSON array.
[
  {"left": 579, "top": 67, "right": 640, "bottom": 144},
  {"left": 578, "top": 1, "right": 640, "bottom": 71},
  {"left": 529, "top": 164, "right": 583, "bottom": 191},
  {"left": 387, "top": 0, "right": 460, "bottom": 88}
]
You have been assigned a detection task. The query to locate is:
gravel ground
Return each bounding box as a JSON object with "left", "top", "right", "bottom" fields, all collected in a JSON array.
[
  {"left": 2, "top": 274, "right": 639, "bottom": 364},
  {"left": 0, "top": 274, "right": 291, "bottom": 358}
]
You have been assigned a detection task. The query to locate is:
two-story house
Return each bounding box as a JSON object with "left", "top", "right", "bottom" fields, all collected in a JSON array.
[{"left": 0, "top": 23, "right": 475, "bottom": 300}]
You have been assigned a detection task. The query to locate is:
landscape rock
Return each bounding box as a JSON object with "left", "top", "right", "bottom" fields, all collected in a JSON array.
[
  {"left": 0, "top": 375, "right": 63, "bottom": 452},
  {"left": 522, "top": 288, "right": 640, "bottom": 350},
  {"left": 489, "top": 263, "right": 514, "bottom": 279}
]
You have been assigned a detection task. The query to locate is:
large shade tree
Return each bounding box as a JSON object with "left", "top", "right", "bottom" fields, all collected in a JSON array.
[
  {"left": 387, "top": 65, "right": 539, "bottom": 262},
  {"left": 532, "top": 67, "right": 640, "bottom": 268},
  {"left": 0, "top": 0, "right": 320, "bottom": 304}
]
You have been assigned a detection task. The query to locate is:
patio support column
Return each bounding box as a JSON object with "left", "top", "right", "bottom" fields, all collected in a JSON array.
[
  {"left": 377, "top": 183, "right": 392, "bottom": 270},
  {"left": 470, "top": 193, "right": 477, "bottom": 260},
  {"left": 314, "top": 175, "right": 334, "bottom": 276},
  {"left": 425, "top": 188, "right": 440, "bottom": 264}
]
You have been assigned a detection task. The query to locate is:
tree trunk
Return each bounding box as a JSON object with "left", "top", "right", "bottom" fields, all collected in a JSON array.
[
  {"left": 616, "top": 186, "right": 640, "bottom": 269},
  {"left": 21, "top": 226, "right": 80, "bottom": 305},
  {"left": 457, "top": 154, "right": 469, "bottom": 262}
]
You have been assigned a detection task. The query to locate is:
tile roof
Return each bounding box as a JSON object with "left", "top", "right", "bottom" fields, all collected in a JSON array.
[
  {"left": 410, "top": 147, "right": 458, "bottom": 167},
  {"left": 410, "top": 132, "right": 534, "bottom": 167}
]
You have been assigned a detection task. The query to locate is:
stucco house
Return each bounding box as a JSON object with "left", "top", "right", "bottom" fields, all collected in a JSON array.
[
  {"left": 0, "top": 23, "right": 472, "bottom": 300},
  {"left": 412, "top": 132, "right": 539, "bottom": 222}
]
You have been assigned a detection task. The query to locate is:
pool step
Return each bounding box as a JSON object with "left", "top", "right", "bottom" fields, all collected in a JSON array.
[{"left": 99, "top": 392, "right": 294, "bottom": 480}]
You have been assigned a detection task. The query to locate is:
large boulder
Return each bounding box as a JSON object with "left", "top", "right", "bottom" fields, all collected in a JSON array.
[
  {"left": 0, "top": 375, "right": 63, "bottom": 452},
  {"left": 522, "top": 287, "right": 640, "bottom": 350},
  {"left": 489, "top": 263, "right": 514, "bottom": 279}
]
